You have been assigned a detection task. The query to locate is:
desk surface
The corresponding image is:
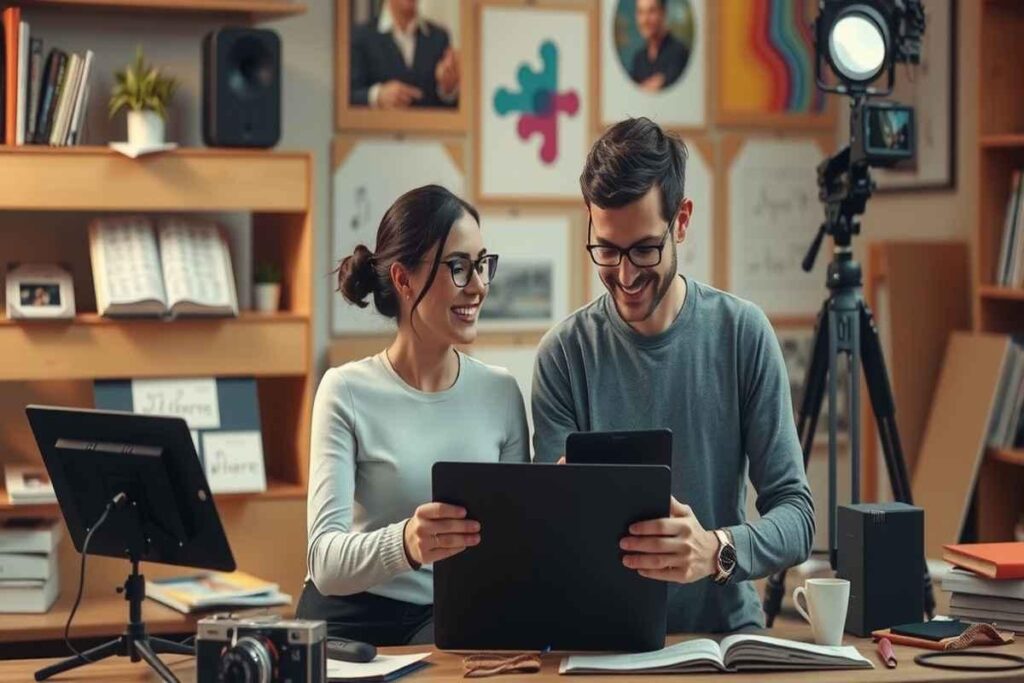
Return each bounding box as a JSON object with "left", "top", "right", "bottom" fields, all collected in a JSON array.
[{"left": 0, "top": 618, "right": 1020, "bottom": 682}]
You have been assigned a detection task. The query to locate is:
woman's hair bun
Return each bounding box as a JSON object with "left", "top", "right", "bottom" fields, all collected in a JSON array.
[{"left": 337, "top": 244, "right": 377, "bottom": 308}]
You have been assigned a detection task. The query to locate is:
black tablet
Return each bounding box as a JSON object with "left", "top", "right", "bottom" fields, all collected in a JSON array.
[
  {"left": 565, "top": 429, "right": 672, "bottom": 467},
  {"left": 432, "top": 462, "right": 669, "bottom": 652}
]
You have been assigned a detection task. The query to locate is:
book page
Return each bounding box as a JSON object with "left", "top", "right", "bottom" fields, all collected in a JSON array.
[
  {"left": 158, "top": 218, "right": 237, "bottom": 312},
  {"left": 720, "top": 634, "right": 872, "bottom": 669},
  {"left": 559, "top": 639, "right": 724, "bottom": 674},
  {"left": 91, "top": 217, "right": 166, "bottom": 307}
]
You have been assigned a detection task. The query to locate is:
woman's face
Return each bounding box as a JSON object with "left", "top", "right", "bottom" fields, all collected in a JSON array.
[{"left": 404, "top": 212, "right": 489, "bottom": 347}]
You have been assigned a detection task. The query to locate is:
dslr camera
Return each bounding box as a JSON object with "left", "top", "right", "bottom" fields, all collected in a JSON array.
[{"left": 196, "top": 614, "right": 327, "bottom": 683}]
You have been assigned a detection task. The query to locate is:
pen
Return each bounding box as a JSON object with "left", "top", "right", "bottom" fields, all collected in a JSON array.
[{"left": 877, "top": 637, "right": 897, "bottom": 669}]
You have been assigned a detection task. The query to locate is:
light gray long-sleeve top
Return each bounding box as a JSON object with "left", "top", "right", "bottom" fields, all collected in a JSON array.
[
  {"left": 532, "top": 277, "right": 815, "bottom": 633},
  {"left": 306, "top": 350, "right": 530, "bottom": 605}
]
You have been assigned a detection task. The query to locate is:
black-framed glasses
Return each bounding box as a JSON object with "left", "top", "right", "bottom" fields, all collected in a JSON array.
[
  {"left": 586, "top": 217, "right": 673, "bottom": 268},
  {"left": 439, "top": 254, "right": 500, "bottom": 288}
]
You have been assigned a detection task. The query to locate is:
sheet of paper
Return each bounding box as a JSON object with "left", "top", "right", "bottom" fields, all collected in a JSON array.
[
  {"left": 560, "top": 639, "right": 724, "bottom": 673},
  {"left": 96, "top": 219, "right": 166, "bottom": 305},
  {"left": 327, "top": 651, "right": 430, "bottom": 681},
  {"left": 132, "top": 378, "right": 221, "bottom": 429},
  {"left": 201, "top": 431, "right": 266, "bottom": 494},
  {"left": 159, "top": 219, "right": 234, "bottom": 308}
]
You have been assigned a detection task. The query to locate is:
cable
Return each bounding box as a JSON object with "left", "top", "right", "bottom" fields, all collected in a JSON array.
[{"left": 63, "top": 492, "right": 125, "bottom": 662}]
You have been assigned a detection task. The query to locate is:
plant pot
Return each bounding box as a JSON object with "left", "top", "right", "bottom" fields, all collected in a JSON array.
[
  {"left": 253, "top": 283, "right": 281, "bottom": 313},
  {"left": 127, "top": 110, "right": 165, "bottom": 146}
]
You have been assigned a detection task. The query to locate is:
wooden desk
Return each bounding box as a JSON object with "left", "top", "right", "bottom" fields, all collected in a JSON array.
[{"left": 0, "top": 617, "right": 1020, "bottom": 682}]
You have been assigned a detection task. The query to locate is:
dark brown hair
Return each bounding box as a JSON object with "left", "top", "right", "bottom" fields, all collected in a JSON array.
[
  {"left": 580, "top": 117, "right": 688, "bottom": 221},
  {"left": 336, "top": 185, "right": 480, "bottom": 321}
]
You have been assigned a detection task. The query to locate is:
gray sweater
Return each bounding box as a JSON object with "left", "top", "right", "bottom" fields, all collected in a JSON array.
[
  {"left": 306, "top": 351, "right": 530, "bottom": 605},
  {"left": 532, "top": 278, "right": 815, "bottom": 632}
]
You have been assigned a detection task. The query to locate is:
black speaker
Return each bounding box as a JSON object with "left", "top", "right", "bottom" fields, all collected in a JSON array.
[
  {"left": 837, "top": 502, "right": 925, "bottom": 637},
  {"left": 202, "top": 27, "right": 281, "bottom": 148}
]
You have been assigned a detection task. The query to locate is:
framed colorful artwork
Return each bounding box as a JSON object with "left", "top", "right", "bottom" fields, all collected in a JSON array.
[
  {"left": 598, "top": 0, "right": 707, "bottom": 130},
  {"left": 715, "top": 0, "right": 834, "bottom": 129},
  {"left": 335, "top": 0, "right": 473, "bottom": 133},
  {"left": 475, "top": 0, "right": 595, "bottom": 204},
  {"left": 331, "top": 135, "right": 466, "bottom": 335}
]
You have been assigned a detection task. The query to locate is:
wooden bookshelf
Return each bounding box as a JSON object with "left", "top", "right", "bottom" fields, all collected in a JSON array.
[
  {"left": 14, "top": 0, "right": 306, "bottom": 21},
  {"left": 0, "top": 146, "right": 314, "bottom": 638},
  {"left": 974, "top": 0, "right": 1024, "bottom": 542}
]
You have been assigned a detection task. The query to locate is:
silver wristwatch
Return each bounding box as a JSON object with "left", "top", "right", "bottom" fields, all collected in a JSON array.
[{"left": 713, "top": 529, "right": 737, "bottom": 585}]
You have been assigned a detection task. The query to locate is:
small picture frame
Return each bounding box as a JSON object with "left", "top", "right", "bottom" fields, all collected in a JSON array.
[{"left": 5, "top": 263, "right": 76, "bottom": 320}]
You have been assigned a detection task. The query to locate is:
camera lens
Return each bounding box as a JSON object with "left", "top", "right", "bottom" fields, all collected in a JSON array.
[{"left": 217, "top": 636, "right": 276, "bottom": 683}]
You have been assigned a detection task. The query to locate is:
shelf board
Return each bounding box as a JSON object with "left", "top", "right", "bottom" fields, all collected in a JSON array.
[
  {"left": 16, "top": 0, "right": 305, "bottom": 21},
  {"left": 0, "top": 146, "right": 310, "bottom": 212},
  {"left": 0, "top": 478, "right": 305, "bottom": 516},
  {"left": 981, "top": 134, "right": 1024, "bottom": 148},
  {"left": 0, "top": 312, "right": 309, "bottom": 381},
  {"left": 989, "top": 448, "right": 1024, "bottom": 467},
  {"left": 979, "top": 285, "right": 1024, "bottom": 301}
]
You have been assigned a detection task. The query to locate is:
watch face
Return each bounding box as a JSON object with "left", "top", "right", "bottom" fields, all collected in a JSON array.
[{"left": 720, "top": 544, "right": 737, "bottom": 571}]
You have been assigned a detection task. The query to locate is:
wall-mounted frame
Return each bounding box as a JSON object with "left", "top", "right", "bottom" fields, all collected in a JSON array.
[
  {"left": 597, "top": 0, "right": 707, "bottom": 132},
  {"left": 588, "top": 135, "right": 716, "bottom": 300},
  {"left": 720, "top": 134, "right": 834, "bottom": 322},
  {"left": 713, "top": 0, "right": 835, "bottom": 130},
  {"left": 335, "top": 0, "right": 474, "bottom": 134},
  {"left": 330, "top": 134, "right": 467, "bottom": 336},
  {"left": 475, "top": 0, "right": 597, "bottom": 205}
]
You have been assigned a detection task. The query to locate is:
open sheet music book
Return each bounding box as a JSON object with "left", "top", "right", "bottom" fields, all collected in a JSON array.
[
  {"left": 559, "top": 634, "right": 873, "bottom": 674},
  {"left": 89, "top": 216, "right": 239, "bottom": 318}
]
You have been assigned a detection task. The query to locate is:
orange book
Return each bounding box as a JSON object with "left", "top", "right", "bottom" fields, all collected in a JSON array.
[
  {"left": 2, "top": 6, "right": 19, "bottom": 145},
  {"left": 943, "top": 542, "right": 1024, "bottom": 580}
]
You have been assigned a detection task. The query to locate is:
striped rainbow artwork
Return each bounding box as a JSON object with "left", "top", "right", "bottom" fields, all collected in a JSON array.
[{"left": 719, "top": 0, "right": 827, "bottom": 120}]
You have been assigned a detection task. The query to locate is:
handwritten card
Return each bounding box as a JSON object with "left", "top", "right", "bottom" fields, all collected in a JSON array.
[
  {"left": 201, "top": 431, "right": 266, "bottom": 494},
  {"left": 132, "top": 379, "right": 221, "bottom": 430}
]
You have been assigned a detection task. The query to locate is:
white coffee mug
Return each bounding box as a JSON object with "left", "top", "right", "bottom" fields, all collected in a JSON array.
[{"left": 792, "top": 578, "right": 850, "bottom": 646}]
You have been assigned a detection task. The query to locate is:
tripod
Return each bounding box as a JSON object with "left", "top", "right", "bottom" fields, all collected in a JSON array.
[
  {"left": 761, "top": 146, "right": 936, "bottom": 627},
  {"left": 35, "top": 557, "right": 194, "bottom": 681}
]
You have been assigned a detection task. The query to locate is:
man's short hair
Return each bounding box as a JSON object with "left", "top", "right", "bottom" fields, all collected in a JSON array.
[{"left": 580, "top": 117, "right": 688, "bottom": 222}]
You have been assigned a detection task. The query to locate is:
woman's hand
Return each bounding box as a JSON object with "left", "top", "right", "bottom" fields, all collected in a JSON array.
[{"left": 403, "top": 502, "right": 480, "bottom": 566}]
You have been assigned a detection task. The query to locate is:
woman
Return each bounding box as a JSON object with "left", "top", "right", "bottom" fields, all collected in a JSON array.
[{"left": 297, "top": 185, "right": 530, "bottom": 646}]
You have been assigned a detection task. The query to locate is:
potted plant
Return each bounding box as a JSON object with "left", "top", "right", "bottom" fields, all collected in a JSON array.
[
  {"left": 109, "top": 45, "right": 178, "bottom": 147},
  {"left": 254, "top": 262, "right": 282, "bottom": 313}
]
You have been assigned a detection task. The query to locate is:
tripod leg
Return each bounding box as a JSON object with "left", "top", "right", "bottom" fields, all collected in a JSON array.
[
  {"left": 34, "top": 637, "right": 123, "bottom": 681},
  {"left": 763, "top": 302, "right": 833, "bottom": 627},
  {"left": 150, "top": 636, "right": 196, "bottom": 656},
  {"left": 858, "top": 304, "right": 936, "bottom": 619},
  {"left": 133, "top": 639, "right": 181, "bottom": 683}
]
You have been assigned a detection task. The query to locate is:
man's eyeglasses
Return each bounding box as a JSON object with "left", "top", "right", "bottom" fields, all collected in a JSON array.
[
  {"left": 438, "top": 254, "right": 500, "bottom": 288},
  {"left": 586, "top": 217, "right": 673, "bottom": 268}
]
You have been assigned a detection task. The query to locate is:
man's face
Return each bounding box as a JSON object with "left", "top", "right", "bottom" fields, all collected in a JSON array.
[
  {"left": 636, "top": 0, "right": 666, "bottom": 41},
  {"left": 389, "top": 0, "right": 419, "bottom": 19},
  {"left": 590, "top": 186, "right": 680, "bottom": 325}
]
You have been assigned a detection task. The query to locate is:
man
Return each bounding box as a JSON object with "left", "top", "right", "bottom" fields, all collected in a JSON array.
[
  {"left": 350, "top": 0, "right": 459, "bottom": 109},
  {"left": 630, "top": 0, "right": 689, "bottom": 92},
  {"left": 532, "top": 118, "right": 814, "bottom": 633}
]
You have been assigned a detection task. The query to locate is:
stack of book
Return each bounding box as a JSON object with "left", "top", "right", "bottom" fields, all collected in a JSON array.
[
  {"left": 2, "top": 7, "right": 95, "bottom": 146},
  {"left": 942, "top": 542, "right": 1024, "bottom": 633},
  {"left": 0, "top": 518, "right": 61, "bottom": 613},
  {"left": 146, "top": 570, "right": 291, "bottom": 614},
  {"left": 3, "top": 464, "right": 56, "bottom": 506},
  {"left": 996, "top": 169, "right": 1024, "bottom": 288}
]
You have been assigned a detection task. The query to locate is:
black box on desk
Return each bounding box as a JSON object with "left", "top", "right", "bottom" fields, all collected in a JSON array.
[{"left": 837, "top": 502, "right": 924, "bottom": 637}]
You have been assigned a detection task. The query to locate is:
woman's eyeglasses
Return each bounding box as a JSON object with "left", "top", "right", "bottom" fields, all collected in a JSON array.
[{"left": 440, "top": 254, "right": 500, "bottom": 288}]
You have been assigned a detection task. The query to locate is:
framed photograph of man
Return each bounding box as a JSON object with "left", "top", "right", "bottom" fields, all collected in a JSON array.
[
  {"left": 336, "top": 0, "right": 473, "bottom": 133},
  {"left": 599, "top": 0, "right": 706, "bottom": 130}
]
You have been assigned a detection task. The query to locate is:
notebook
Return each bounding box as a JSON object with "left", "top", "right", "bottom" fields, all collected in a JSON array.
[
  {"left": 327, "top": 652, "right": 430, "bottom": 682},
  {"left": 559, "top": 635, "right": 873, "bottom": 674},
  {"left": 943, "top": 542, "right": 1024, "bottom": 580}
]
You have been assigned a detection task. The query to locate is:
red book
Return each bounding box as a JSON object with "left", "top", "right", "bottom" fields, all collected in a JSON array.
[
  {"left": 943, "top": 542, "right": 1024, "bottom": 580},
  {"left": 2, "top": 6, "right": 19, "bottom": 145}
]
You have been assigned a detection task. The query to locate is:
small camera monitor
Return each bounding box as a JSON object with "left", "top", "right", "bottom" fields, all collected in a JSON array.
[
  {"left": 862, "top": 103, "right": 915, "bottom": 164},
  {"left": 26, "top": 405, "right": 235, "bottom": 571}
]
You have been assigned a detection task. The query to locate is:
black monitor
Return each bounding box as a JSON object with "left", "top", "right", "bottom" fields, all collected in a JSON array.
[{"left": 26, "top": 405, "right": 235, "bottom": 571}]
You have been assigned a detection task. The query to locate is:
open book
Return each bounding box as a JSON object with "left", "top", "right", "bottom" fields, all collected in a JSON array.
[
  {"left": 89, "top": 216, "right": 238, "bottom": 318},
  {"left": 559, "top": 634, "right": 873, "bottom": 674}
]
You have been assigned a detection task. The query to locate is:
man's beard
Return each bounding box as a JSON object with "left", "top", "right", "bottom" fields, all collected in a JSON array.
[{"left": 608, "top": 248, "right": 677, "bottom": 323}]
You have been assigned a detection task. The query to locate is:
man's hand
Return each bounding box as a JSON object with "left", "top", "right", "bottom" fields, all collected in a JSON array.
[
  {"left": 435, "top": 47, "right": 460, "bottom": 96},
  {"left": 620, "top": 496, "right": 719, "bottom": 583},
  {"left": 403, "top": 502, "right": 480, "bottom": 566},
  {"left": 377, "top": 80, "right": 423, "bottom": 109},
  {"left": 639, "top": 73, "right": 666, "bottom": 92}
]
